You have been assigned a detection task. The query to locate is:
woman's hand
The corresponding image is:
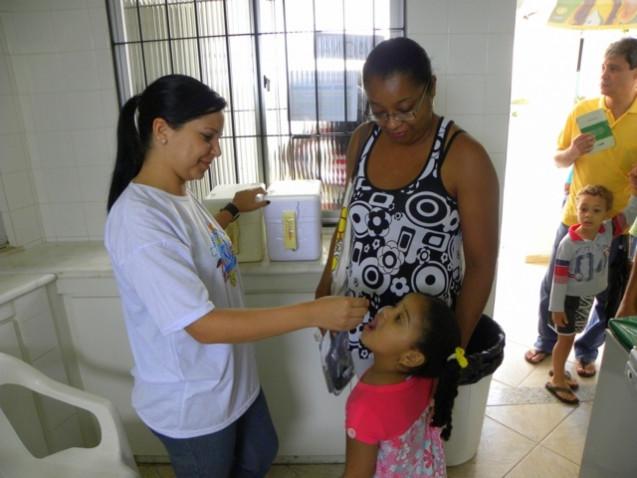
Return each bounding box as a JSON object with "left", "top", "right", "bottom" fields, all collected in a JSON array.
[
  {"left": 310, "top": 296, "right": 369, "bottom": 332},
  {"left": 232, "top": 187, "right": 268, "bottom": 213},
  {"left": 188, "top": 296, "right": 367, "bottom": 344}
]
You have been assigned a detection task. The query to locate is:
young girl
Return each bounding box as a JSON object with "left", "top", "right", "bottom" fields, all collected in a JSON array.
[{"left": 344, "top": 293, "right": 467, "bottom": 478}]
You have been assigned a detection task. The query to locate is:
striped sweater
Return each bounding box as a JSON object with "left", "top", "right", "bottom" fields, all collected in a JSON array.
[{"left": 549, "top": 195, "right": 637, "bottom": 312}]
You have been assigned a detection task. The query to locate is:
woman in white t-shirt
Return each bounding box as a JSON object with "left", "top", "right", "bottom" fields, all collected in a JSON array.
[{"left": 104, "top": 74, "right": 368, "bottom": 478}]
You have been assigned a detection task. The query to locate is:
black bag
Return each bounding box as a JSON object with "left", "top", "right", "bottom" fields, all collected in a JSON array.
[{"left": 458, "top": 315, "right": 505, "bottom": 386}]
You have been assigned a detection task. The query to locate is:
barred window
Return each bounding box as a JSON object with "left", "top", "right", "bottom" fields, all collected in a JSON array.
[{"left": 106, "top": 0, "right": 405, "bottom": 220}]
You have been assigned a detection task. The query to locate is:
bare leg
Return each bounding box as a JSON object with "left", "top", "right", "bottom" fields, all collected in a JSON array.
[{"left": 550, "top": 334, "right": 578, "bottom": 400}]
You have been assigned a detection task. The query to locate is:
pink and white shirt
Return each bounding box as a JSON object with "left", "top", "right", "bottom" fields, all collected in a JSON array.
[{"left": 346, "top": 375, "right": 446, "bottom": 477}]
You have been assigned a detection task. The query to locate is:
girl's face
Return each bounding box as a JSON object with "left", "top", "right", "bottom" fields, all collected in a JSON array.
[
  {"left": 576, "top": 194, "right": 608, "bottom": 236},
  {"left": 163, "top": 111, "right": 224, "bottom": 182},
  {"left": 364, "top": 73, "right": 435, "bottom": 145},
  {"left": 361, "top": 293, "right": 427, "bottom": 358}
]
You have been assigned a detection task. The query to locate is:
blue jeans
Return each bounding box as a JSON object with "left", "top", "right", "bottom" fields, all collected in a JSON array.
[
  {"left": 152, "top": 390, "right": 278, "bottom": 478},
  {"left": 534, "top": 223, "right": 626, "bottom": 363}
]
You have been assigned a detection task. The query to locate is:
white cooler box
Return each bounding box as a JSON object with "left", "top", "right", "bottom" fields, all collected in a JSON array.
[
  {"left": 203, "top": 183, "right": 265, "bottom": 263},
  {"left": 264, "top": 180, "right": 322, "bottom": 261}
]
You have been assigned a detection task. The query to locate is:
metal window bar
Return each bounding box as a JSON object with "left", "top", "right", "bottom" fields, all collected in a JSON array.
[
  {"left": 136, "top": 0, "right": 149, "bottom": 85},
  {"left": 162, "top": 0, "right": 175, "bottom": 73},
  {"left": 251, "top": 0, "right": 267, "bottom": 185},
  {"left": 341, "top": 1, "right": 348, "bottom": 130},
  {"left": 311, "top": 0, "right": 321, "bottom": 182},
  {"left": 107, "top": 0, "right": 405, "bottom": 209},
  {"left": 192, "top": 0, "right": 204, "bottom": 81},
  {"left": 282, "top": 0, "right": 292, "bottom": 149},
  {"left": 221, "top": 0, "right": 239, "bottom": 184}
]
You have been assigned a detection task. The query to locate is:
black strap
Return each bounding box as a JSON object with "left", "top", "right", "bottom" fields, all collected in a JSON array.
[
  {"left": 439, "top": 126, "right": 465, "bottom": 167},
  {"left": 350, "top": 122, "right": 376, "bottom": 180}
]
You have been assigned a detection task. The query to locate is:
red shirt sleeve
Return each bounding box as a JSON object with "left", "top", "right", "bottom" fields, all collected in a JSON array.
[
  {"left": 345, "top": 377, "right": 434, "bottom": 444},
  {"left": 345, "top": 384, "right": 384, "bottom": 444}
]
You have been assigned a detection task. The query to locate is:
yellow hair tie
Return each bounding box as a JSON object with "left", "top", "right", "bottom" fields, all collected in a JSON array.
[{"left": 448, "top": 347, "right": 469, "bottom": 369}]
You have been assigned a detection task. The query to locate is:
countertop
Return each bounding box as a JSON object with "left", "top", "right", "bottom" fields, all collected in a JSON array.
[
  {"left": 0, "top": 242, "right": 112, "bottom": 276},
  {"left": 0, "top": 272, "right": 56, "bottom": 305},
  {"left": 0, "top": 231, "right": 333, "bottom": 281}
]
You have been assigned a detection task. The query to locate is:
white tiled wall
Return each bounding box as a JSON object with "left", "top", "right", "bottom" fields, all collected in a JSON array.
[
  {"left": 0, "top": 13, "right": 43, "bottom": 247},
  {"left": 408, "top": 0, "right": 515, "bottom": 316},
  {"left": 0, "top": 0, "right": 116, "bottom": 243},
  {"left": 0, "top": 0, "right": 514, "bottom": 245},
  {"left": 407, "top": 0, "right": 515, "bottom": 195}
]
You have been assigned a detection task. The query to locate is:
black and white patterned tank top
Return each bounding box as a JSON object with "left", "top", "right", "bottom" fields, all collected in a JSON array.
[{"left": 346, "top": 117, "right": 463, "bottom": 363}]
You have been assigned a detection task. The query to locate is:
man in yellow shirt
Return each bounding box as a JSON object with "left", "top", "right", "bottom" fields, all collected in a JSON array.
[{"left": 525, "top": 37, "right": 637, "bottom": 379}]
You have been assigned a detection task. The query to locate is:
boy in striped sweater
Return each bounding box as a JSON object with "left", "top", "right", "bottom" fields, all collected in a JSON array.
[{"left": 547, "top": 172, "right": 637, "bottom": 405}]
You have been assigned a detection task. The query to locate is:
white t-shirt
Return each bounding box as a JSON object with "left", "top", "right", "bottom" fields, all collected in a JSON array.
[{"left": 104, "top": 183, "right": 260, "bottom": 438}]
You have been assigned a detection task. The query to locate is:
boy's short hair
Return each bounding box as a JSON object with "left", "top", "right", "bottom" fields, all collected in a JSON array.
[{"left": 576, "top": 184, "right": 613, "bottom": 211}]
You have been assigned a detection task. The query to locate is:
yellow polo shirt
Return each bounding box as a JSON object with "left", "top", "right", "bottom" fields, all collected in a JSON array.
[{"left": 560, "top": 96, "right": 637, "bottom": 226}]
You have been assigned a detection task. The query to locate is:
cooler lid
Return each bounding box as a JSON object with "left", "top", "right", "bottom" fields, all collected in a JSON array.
[
  {"left": 267, "top": 180, "right": 321, "bottom": 197},
  {"left": 609, "top": 316, "right": 637, "bottom": 351},
  {"left": 205, "top": 183, "right": 265, "bottom": 201}
]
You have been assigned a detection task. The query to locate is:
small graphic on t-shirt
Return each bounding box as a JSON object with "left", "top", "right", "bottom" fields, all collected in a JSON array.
[{"left": 207, "top": 223, "right": 237, "bottom": 286}]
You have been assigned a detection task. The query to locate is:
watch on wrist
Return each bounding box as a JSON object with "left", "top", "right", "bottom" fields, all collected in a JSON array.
[{"left": 220, "top": 202, "right": 240, "bottom": 221}]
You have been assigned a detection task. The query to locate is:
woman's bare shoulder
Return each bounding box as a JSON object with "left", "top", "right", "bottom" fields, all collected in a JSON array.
[
  {"left": 442, "top": 125, "right": 497, "bottom": 195},
  {"left": 350, "top": 121, "right": 375, "bottom": 148},
  {"left": 345, "top": 121, "right": 375, "bottom": 177},
  {"left": 445, "top": 126, "right": 492, "bottom": 171}
]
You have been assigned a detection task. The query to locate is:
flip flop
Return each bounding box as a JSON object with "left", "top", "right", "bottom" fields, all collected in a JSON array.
[
  {"left": 524, "top": 349, "right": 550, "bottom": 365},
  {"left": 545, "top": 382, "right": 579, "bottom": 405},
  {"left": 576, "top": 360, "right": 596, "bottom": 378},
  {"left": 548, "top": 370, "right": 579, "bottom": 390}
]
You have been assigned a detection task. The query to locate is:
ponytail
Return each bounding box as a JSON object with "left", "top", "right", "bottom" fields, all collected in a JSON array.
[
  {"left": 106, "top": 74, "right": 227, "bottom": 211},
  {"left": 407, "top": 294, "right": 463, "bottom": 441},
  {"left": 107, "top": 95, "right": 143, "bottom": 211},
  {"left": 430, "top": 359, "right": 460, "bottom": 441}
]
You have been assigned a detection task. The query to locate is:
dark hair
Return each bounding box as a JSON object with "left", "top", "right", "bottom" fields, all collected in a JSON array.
[
  {"left": 362, "top": 37, "right": 433, "bottom": 89},
  {"left": 408, "top": 294, "right": 461, "bottom": 441},
  {"left": 605, "top": 37, "right": 637, "bottom": 69},
  {"left": 107, "top": 74, "right": 227, "bottom": 211}
]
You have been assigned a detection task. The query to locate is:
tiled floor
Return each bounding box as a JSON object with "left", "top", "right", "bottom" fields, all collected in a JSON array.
[{"left": 138, "top": 256, "right": 596, "bottom": 477}]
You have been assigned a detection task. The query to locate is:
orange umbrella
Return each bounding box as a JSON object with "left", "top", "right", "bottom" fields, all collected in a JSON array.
[
  {"left": 548, "top": 0, "right": 637, "bottom": 29},
  {"left": 546, "top": 0, "right": 636, "bottom": 98}
]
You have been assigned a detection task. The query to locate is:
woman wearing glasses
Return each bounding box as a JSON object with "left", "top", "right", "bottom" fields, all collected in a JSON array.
[{"left": 316, "top": 36, "right": 499, "bottom": 373}]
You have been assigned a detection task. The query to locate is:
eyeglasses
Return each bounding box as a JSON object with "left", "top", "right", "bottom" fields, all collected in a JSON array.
[{"left": 366, "top": 87, "right": 428, "bottom": 124}]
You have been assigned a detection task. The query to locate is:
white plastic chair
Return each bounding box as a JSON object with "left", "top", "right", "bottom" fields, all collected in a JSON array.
[{"left": 0, "top": 352, "right": 139, "bottom": 478}]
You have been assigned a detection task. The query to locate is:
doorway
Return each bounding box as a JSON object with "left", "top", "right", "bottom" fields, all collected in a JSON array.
[{"left": 493, "top": 3, "right": 634, "bottom": 346}]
